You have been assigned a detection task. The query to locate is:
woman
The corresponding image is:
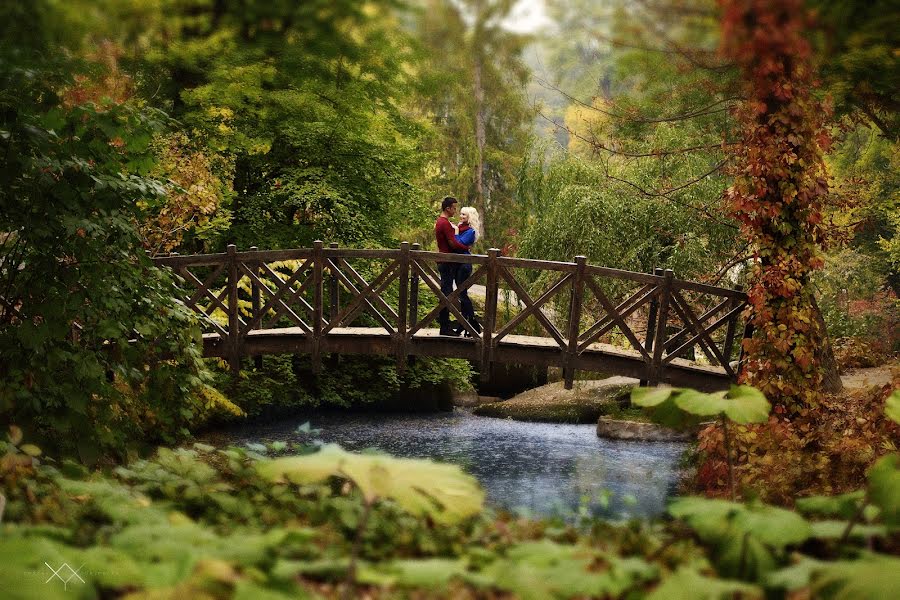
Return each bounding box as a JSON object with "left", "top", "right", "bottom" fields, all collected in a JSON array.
[
  {"left": 454, "top": 206, "right": 479, "bottom": 251},
  {"left": 452, "top": 207, "right": 481, "bottom": 335}
]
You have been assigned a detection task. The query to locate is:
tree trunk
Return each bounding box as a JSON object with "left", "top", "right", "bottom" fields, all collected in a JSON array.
[
  {"left": 812, "top": 294, "right": 843, "bottom": 394},
  {"left": 473, "top": 57, "right": 487, "bottom": 240}
]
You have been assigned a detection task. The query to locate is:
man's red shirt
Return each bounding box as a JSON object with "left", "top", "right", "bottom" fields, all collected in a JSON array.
[{"left": 434, "top": 216, "right": 468, "bottom": 253}]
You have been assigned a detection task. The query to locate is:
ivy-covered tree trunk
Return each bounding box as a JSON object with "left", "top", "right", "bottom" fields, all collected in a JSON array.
[{"left": 720, "top": 0, "right": 835, "bottom": 410}]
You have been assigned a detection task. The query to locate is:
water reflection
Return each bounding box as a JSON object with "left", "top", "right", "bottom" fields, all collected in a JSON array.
[{"left": 208, "top": 409, "right": 686, "bottom": 520}]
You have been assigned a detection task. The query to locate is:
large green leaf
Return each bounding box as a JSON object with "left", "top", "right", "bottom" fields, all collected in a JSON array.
[
  {"left": 358, "top": 558, "right": 468, "bottom": 590},
  {"left": 465, "top": 540, "right": 657, "bottom": 600},
  {"left": 674, "top": 389, "right": 728, "bottom": 416},
  {"left": 867, "top": 453, "right": 900, "bottom": 527},
  {"left": 731, "top": 504, "right": 812, "bottom": 547},
  {"left": 630, "top": 386, "right": 676, "bottom": 407},
  {"left": 795, "top": 490, "right": 865, "bottom": 519},
  {"left": 809, "top": 520, "right": 888, "bottom": 540},
  {"left": 885, "top": 389, "right": 900, "bottom": 425},
  {"left": 668, "top": 496, "right": 810, "bottom": 579},
  {"left": 646, "top": 567, "right": 761, "bottom": 600},
  {"left": 810, "top": 555, "right": 900, "bottom": 599},
  {"left": 673, "top": 386, "right": 770, "bottom": 423},
  {"left": 257, "top": 444, "right": 484, "bottom": 524},
  {"left": 721, "top": 385, "right": 771, "bottom": 424}
]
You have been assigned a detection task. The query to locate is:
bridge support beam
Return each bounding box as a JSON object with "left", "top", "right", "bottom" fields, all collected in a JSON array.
[{"left": 563, "top": 256, "right": 587, "bottom": 390}]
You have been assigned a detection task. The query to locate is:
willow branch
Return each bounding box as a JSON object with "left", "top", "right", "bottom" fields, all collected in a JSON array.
[{"left": 535, "top": 76, "right": 739, "bottom": 124}]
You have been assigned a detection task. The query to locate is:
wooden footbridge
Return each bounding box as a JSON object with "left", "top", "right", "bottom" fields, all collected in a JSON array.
[{"left": 152, "top": 242, "right": 749, "bottom": 391}]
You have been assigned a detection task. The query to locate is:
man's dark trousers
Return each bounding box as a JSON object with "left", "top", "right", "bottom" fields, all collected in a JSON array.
[{"left": 438, "top": 262, "right": 459, "bottom": 330}]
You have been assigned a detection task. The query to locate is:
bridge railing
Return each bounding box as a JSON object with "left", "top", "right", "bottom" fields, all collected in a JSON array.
[{"left": 152, "top": 242, "right": 748, "bottom": 389}]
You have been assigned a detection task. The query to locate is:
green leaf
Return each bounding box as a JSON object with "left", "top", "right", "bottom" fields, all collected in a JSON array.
[
  {"left": 722, "top": 385, "right": 771, "bottom": 424},
  {"left": 630, "top": 386, "right": 676, "bottom": 407},
  {"left": 674, "top": 389, "right": 728, "bottom": 416},
  {"left": 886, "top": 389, "right": 900, "bottom": 425},
  {"left": 767, "top": 557, "right": 826, "bottom": 591},
  {"left": 358, "top": 558, "right": 468, "bottom": 590},
  {"left": 810, "top": 554, "right": 900, "bottom": 599},
  {"left": 257, "top": 444, "right": 484, "bottom": 524},
  {"left": 867, "top": 453, "right": 900, "bottom": 527},
  {"left": 809, "top": 520, "right": 888, "bottom": 540},
  {"left": 731, "top": 504, "right": 812, "bottom": 547},
  {"left": 796, "top": 491, "right": 865, "bottom": 519},
  {"left": 19, "top": 444, "right": 42, "bottom": 457},
  {"left": 646, "top": 567, "right": 761, "bottom": 600}
]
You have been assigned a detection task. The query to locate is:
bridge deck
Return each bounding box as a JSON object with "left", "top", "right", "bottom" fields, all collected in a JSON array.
[{"left": 202, "top": 327, "right": 731, "bottom": 391}]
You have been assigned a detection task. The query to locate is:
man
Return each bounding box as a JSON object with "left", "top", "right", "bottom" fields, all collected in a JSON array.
[{"left": 434, "top": 196, "right": 471, "bottom": 336}]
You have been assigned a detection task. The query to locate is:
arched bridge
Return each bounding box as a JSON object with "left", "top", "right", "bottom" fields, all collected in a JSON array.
[{"left": 152, "top": 242, "right": 749, "bottom": 391}]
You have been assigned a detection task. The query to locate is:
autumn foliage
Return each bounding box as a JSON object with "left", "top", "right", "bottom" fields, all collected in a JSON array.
[
  {"left": 693, "top": 378, "right": 900, "bottom": 504},
  {"left": 720, "top": 0, "right": 835, "bottom": 410}
]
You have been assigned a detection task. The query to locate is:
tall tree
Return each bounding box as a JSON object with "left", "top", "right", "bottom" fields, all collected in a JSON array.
[
  {"left": 414, "top": 0, "right": 533, "bottom": 245},
  {"left": 720, "top": 0, "right": 836, "bottom": 409}
]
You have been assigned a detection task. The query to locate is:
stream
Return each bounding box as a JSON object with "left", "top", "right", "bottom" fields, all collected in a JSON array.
[{"left": 207, "top": 409, "right": 686, "bottom": 520}]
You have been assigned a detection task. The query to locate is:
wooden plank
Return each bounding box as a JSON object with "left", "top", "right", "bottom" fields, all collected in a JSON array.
[
  {"left": 153, "top": 253, "right": 228, "bottom": 268},
  {"left": 409, "top": 243, "right": 420, "bottom": 332},
  {"left": 249, "top": 246, "right": 262, "bottom": 369},
  {"left": 323, "top": 259, "right": 399, "bottom": 334},
  {"left": 662, "top": 296, "right": 731, "bottom": 353},
  {"left": 181, "top": 264, "right": 228, "bottom": 313},
  {"left": 664, "top": 301, "right": 745, "bottom": 370},
  {"left": 332, "top": 256, "right": 400, "bottom": 323},
  {"left": 640, "top": 268, "right": 662, "bottom": 385},
  {"left": 583, "top": 275, "right": 652, "bottom": 362},
  {"left": 577, "top": 283, "right": 656, "bottom": 353},
  {"left": 396, "top": 242, "right": 410, "bottom": 374},
  {"left": 407, "top": 260, "right": 485, "bottom": 339},
  {"left": 499, "top": 256, "right": 577, "bottom": 272},
  {"left": 324, "top": 248, "right": 400, "bottom": 260},
  {"left": 667, "top": 292, "right": 734, "bottom": 375},
  {"left": 329, "top": 243, "right": 339, "bottom": 322},
  {"left": 480, "top": 248, "right": 500, "bottom": 382},
  {"left": 226, "top": 244, "right": 241, "bottom": 375},
  {"left": 410, "top": 250, "right": 487, "bottom": 265},
  {"left": 238, "top": 262, "right": 312, "bottom": 335},
  {"left": 564, "top": 256, "right": 586, "bottom": 390},
  {"left": 583, "top": 264, "right": 663, "bottom": 285},
  {"left": 236, "top": 248, "right": 313, "bottom": 262},
  {"left": 650, "top": 269, "right": 674, "bottom": 385},
  {"left": 495, "top": 266, "right": 568, "bottom": 349},
  {"left": 673, "top": 279, "right": 747, "bottom": 300},
  {"left": 260, "top": 262, "right": 316, "bottom": 330},
  {"left": 312, "top": 241, "right": 324, "bottom": 374}
]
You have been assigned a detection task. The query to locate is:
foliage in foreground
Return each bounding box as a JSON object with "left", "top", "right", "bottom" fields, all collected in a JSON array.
[
  {"left": 0, "top": 46, "right": 221, "bottom": 462},
  {"left": 2, "top": 395, "right": 900, "bottom": 599}
]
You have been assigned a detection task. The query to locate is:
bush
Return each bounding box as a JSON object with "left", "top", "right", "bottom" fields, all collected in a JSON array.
[
  {"left": 691, "top": 381, "right": 900, "bottom": 503},
  {"left": 0, "top": 50, "right": 210, "bottom": 461}
]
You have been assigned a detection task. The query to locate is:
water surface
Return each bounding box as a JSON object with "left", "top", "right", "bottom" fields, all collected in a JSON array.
[{"left": 208, "top": 409, "right": 686, "bottom": 520}]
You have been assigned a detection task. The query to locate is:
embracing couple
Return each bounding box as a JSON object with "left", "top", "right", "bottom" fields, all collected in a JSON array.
[{"left": 434, "top": 196, "right": 482, "bottom": 337}]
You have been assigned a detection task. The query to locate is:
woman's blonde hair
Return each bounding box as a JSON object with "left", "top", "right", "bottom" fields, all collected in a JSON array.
[{"left": 460, "top": 206, "right": 480, "bottom": 238}]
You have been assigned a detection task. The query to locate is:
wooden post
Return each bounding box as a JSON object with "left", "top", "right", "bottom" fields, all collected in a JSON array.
[
  {"left": 480, "top": 248, "right": 500, "bottom": 383},
  {"left": 563, "top": 256, "right": 587, "bottom": 390},
  {"left": 312, "top": 240, "right": 324, "bottom": 374},
  {"left": 226, "top": 244, "right": 241, "bottom": 375},
  {"left": 722, "top": 287, "right": 743, "bottom": 370},
  {"left": 640, "top": 267, "right": 663, "bottom": 386},
  {"left": 329, "top": 242, "right": 339, "bottom": 323},
  {"left": 250, "top": 246, "right": 263, "bottom": 369},
  {"left": 736, "top": 320, "right": 754, "bottom": 380},
  {"left": 408, "top": 243, "right": 420, "bottom": 329},
  {"left": 396, "top": 242, "right": 410, "bottom": 375},
  {"left": 649, "top": 269, "right": 674, "bottom": 386}
]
